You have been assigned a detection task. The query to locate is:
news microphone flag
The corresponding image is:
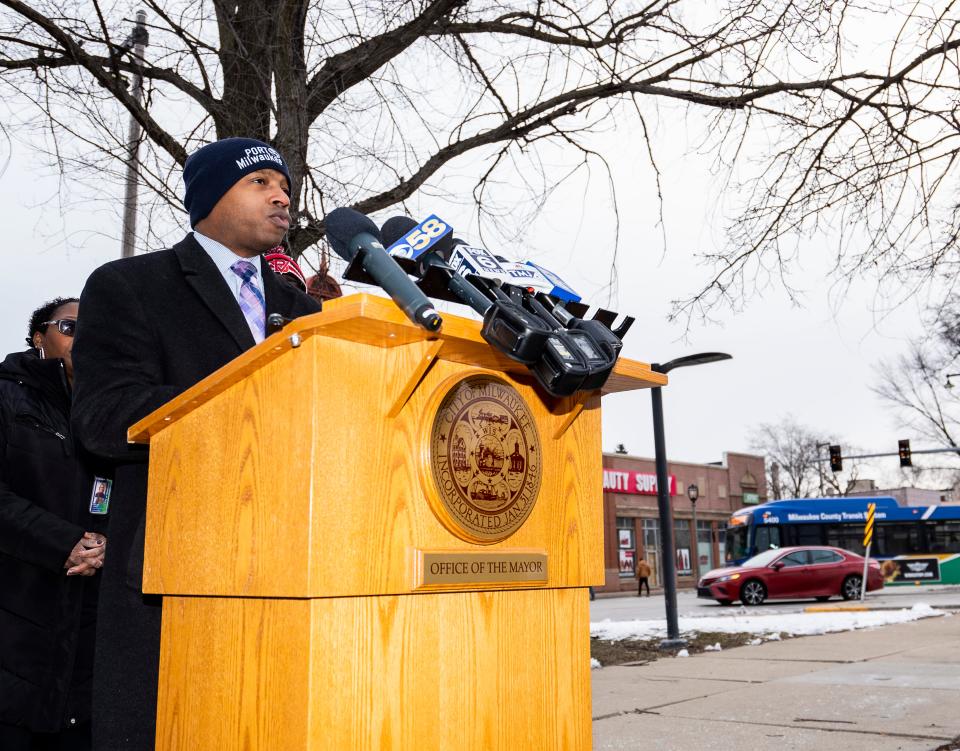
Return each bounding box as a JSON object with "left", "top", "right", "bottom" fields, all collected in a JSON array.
[
  {"left": 522, "top": 261, "right": 581, "bottom": 303},
  {"left": 448, "top": 243, "right": 582, "bottom": 303},
  {"left": 385, "top": 214, "right": 452, "bottom": 260},
  {"left": 385, "top": 212, "right": 584, "bottom": 303}
]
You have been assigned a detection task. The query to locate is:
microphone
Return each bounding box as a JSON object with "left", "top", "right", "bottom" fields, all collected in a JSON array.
[
  {"left": 538, "top": 295, "right": 623, "bottom": 361},
  {"left": 436, "top": 231, "right": 619, "bottom": 391},
  {"left": 523, "top": 294, "right": 619, "bottom": 392},
  {"left": 380, "top": 215, "right": 555, "bottom": 365},
  {"left": 378, "top": 215, "right": 614, "bottom": 395},
  {"left": 382, "top": 216, "right": 492, "bottom": 316},
  {"left": 266, "top": 313, "right": 288, "bottom": 335},
  {"left": 324, "top": 207, "right": 442, "bottom": 332}
]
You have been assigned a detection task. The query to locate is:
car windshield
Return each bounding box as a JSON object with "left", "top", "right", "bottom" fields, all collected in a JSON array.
[{"left": 741, "top": 549, "right": 784, "bottom": 568}]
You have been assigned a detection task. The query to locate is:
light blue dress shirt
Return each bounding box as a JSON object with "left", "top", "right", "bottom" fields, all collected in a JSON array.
[{"left": 192, "top": 231, "right": 265, "bottom": 343}]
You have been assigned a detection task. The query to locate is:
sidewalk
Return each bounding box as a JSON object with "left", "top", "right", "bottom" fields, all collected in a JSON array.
[{"left": 592, "top": 613, "right": 959, "bottom": 750}]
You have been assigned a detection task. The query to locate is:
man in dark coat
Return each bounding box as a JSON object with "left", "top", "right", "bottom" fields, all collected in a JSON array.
[
  {"left": 71, "top": 138, "right": 322, "bottom": 750},
  {"left": 0, "top": 298, "right": 107, "bottom": 750}
]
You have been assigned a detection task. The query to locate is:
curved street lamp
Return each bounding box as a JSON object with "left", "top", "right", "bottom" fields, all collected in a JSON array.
[{"left": 650, "top": 353, "right": 732, "bottom": 650}]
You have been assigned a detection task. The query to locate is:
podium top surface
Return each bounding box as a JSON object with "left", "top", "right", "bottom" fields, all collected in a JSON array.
[{"left": 128, "top": 293, "right": 667, "bottom": 444}]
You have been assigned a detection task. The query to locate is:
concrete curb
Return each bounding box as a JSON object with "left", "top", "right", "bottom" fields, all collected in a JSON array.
[
  {"left": 804, "top": 605, "right": 870, "bottom": 612},
  {"left": 802, "top": 603, "right": 960, "bottom": 613}
]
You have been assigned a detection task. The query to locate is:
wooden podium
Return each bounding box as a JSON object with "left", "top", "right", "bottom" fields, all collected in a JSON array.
[{"left": 128, "top": 293, "right": 665, "bottom": 750}]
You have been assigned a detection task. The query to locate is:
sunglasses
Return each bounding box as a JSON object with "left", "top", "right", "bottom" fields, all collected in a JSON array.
[{"left": 42, "top": 319, "right": 77, "bottom": 337}]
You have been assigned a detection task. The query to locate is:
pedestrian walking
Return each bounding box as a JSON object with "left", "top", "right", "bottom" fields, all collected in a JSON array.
[{"left": 636, "top": 557, "right": 651, "bottom": 596}]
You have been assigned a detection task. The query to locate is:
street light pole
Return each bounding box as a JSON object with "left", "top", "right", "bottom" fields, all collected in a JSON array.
[
  {"left": 650, "top": 353, "right": 732, "bottom": 651},
  {"left": 650, "top": 385, "right": 683, "bottom": 649},
  {"left": 688, "top": 483, "right": 700, "bottom": 583}
]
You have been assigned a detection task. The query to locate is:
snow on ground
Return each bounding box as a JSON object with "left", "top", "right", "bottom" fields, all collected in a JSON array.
[{"left": 591, "top": 603, "right": 943, "bottom": 641}]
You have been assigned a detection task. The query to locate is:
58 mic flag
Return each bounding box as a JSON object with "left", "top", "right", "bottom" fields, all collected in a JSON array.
[{"left": 385, "top": 215, "right": 452, "bottom": 260}]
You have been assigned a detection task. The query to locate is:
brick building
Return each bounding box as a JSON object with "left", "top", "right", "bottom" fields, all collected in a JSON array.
[
  {"left": 847, "top": 484, "right": 957, "bottom": 506},
  {"left": 600, "top": 451, "right": 767, "bottom": 593}
]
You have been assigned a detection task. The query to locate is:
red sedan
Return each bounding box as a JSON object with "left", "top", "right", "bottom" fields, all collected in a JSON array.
[{"left": 697, "top": 546, "right": 883, "bottom": 606}]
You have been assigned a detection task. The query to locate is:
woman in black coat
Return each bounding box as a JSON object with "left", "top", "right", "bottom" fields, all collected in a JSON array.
[{"left": 0, "top": 297, "right": 107, "bottom": 750}]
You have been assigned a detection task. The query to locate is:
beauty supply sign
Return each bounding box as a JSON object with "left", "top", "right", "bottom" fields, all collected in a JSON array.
[{"left": 603, "top": 469, "right": 677, "bottom": 496}]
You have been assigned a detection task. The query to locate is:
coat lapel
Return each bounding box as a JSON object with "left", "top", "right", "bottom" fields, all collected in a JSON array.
[
  {"left": 260, "top": 261, "right": 297, "bottom": 320},
  {"left": 173, "top": 234, "right": 256, "bottom": 352}
]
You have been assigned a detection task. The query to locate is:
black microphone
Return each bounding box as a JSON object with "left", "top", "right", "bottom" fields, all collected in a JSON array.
[
  {"left": 380, "top": 215, "right": 557, "bottom": 365},
  {"left": 324, "top": 208, "right": 442, "bottom": 332},
  {"left": 266, "top": 313, "right": 287, "bottom": 335},
  {"left": 381, "top": 216, "right": 492, "bottom": 316}
]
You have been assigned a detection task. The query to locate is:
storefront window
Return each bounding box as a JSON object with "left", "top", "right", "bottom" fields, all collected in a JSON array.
[
  {"left": 616, "top": 517, "right": 635, "bottom": 577},
  {"left": 697, "top": 521, "right": 714, "bottom": 572},
  {"left": 674, "top": 520, "right": 692, "bottom": 575},
  {"left": 642, "top": 519, "right": 661, "bottom": 587}
]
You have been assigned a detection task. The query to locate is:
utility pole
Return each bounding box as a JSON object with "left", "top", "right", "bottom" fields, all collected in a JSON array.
[{"left": 120, "top": 10, "right": 148, "bottom": 258}]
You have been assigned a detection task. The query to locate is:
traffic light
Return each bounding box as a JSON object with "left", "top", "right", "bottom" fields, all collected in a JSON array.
[
  {"left": 829, "top": 445, "right": 843, "bottom": 472},
  {"left": 899, "top": 439, "right": 912, "bottom": 468}
]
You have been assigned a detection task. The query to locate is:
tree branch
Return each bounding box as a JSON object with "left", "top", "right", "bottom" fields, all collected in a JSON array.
[
  {"left": 306, "top": 0, "right": 466, "bottom": 121},
  {"left": 0, "top": 0, "right": 187, "bottom": 164}
]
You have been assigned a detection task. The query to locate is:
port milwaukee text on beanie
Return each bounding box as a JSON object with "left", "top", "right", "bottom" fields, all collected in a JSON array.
[{"left": 183, "top": 137, "right": 291, "bottom": 228}]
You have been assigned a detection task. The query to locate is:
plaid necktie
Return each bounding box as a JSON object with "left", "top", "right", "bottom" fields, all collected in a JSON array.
[{"left": 230, "top": 260, "right": 266, "bottom": 342}]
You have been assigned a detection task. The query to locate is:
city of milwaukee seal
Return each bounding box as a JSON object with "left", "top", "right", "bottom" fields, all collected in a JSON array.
[{"left": 428, "top": 376, "right": 542, "bottom": 542}]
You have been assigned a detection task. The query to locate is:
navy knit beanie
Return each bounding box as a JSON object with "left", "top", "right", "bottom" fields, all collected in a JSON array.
[{"left": 183, "top": 137, "right": 291, "bottom": 228}]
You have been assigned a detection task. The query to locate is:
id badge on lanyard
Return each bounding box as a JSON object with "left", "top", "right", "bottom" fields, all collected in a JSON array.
[{"left": 89, "top": 477, "right": 112, "bottom": 514}]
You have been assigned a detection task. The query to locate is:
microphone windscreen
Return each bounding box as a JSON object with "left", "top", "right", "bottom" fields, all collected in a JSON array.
[
  {"left": 381, "top": 215, "right": 418, "bottom": 247},
  {"left": 324, "top": 207, "right": 380, "bottom": 261}
]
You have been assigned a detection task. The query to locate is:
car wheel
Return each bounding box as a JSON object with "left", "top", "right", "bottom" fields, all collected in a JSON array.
[
  {"left": 815, "top": 596, "right": 830, "bottom": 602},
  {"left": 841, "top": 575, "right": 863, "bottom": 601},
  {"left": 740, "top": 579, "right": 766, "bottom": 606},
  {"left": 716, "top": 599, "right": 733, "bottom": 606}
]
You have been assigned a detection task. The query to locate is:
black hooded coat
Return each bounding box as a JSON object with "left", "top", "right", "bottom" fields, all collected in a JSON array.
[{"left": 0, "top": 350, "right": 104, "bottom": 732}]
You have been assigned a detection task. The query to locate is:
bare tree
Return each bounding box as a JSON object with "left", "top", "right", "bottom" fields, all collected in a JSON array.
[
  {"left": 875, "top": 344, "right": 960, "bottom": 449},
  {"left": 750, "top": 415, "right": 863, "bottom": 498},
  {"left": 1, "top": 0, "right": 960, "bottom": 303},
  {"left": 873, "top": 299, "right": 960, "bottom": 483}
]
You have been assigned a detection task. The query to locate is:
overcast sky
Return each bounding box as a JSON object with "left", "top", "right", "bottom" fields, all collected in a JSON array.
[{"left": 0, "top": 70, "right": 940, "bottom": 491}]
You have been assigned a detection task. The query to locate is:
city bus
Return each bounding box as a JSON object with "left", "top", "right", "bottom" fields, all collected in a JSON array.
[{"left": 725, "top": 496, "right": 960, "bottom": 585}]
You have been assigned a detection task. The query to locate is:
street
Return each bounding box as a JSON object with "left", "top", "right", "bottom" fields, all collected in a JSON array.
[{"left": 591, "top": 585, "right": 960, "bottom": 623}]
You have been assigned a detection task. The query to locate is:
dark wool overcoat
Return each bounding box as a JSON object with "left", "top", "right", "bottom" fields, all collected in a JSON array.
[
  {"left": 71, "top": 234, "right": 321, "bottom": 750},
  {"left": 0, "top": 350, "right": 104, "bottom": 733}
]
